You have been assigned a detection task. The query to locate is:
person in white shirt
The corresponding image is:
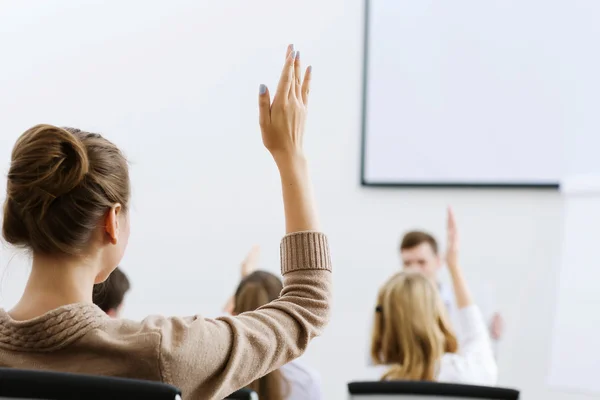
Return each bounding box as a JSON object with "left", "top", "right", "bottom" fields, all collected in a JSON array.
[
  {"left": 370, "top": 209, "right": 497, "bottom": 385},
  {"left": 231, "top": 268, "right": 323, "bottom": 400},
  {"left": 399, "top": 211, "right": 504, "bottom": 345}
]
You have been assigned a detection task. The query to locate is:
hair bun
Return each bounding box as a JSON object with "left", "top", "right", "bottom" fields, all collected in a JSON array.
[{"left": 8, "top": 124, "right": 89, "bottom": 205}]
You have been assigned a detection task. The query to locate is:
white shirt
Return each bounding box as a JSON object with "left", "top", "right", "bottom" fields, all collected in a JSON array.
[
  {"left": 368, "top": 305, "right": 497, "bottom": 386},
  {"left": 280, "top": 358, "right": 322, "bottom": 400},
  {"left": 436, "top": 305, "right": 497, "bottom": 385},
  {"left": 438, "top": 281, "right": 500, "bottom": 357}
]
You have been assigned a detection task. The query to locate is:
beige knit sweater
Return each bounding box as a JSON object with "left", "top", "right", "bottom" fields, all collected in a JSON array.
[{"left": 0, "top": 231, "right": 332, "bottom": 400}]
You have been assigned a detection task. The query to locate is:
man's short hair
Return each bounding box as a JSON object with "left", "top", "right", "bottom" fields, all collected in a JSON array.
[
  {"left": 93, "top": 267, "right": 131, "bottom": 312},
  {"left": 400, "top": 231, "right": 439, "bottom": 255}
]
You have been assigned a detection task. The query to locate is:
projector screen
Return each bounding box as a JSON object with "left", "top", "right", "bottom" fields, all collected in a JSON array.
[{"left": 361, "top": 0, "right": 600, "bottom": 187}]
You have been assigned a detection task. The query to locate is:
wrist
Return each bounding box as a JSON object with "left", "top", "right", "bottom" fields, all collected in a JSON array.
[
  {"left": 273, "top": 151, "right": 308, "bottom": 174},
  {"left": 447, "top": 264, "right": 462, "bottom": 277}
]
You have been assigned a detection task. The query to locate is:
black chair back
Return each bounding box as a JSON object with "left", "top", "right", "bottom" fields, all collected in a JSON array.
[
  {"left": 348, "top": 381, "right": 519, "bottom": 399},
  {"left": 0, "top": 368, "right": 181, "bottom": 400}
]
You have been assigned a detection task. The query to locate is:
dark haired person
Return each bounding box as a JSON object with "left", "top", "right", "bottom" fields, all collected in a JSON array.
[
  {"left": 0, "top": 45, "right": 331, "bottom": 400},
  {"left": 93, "top": 267, "right": 130, "bottom": 318},
  {"left": 399, "top": 208, "right": 504, "bottom": 344}
]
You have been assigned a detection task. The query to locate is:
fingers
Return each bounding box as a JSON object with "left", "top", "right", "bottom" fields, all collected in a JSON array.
[
  {"left": 293, "top": 51, "right": 302, "bottom": 99},
  {"left": 243, "top": 245, "right": 261, "bottom": 262},
  {"left": 447, "top": 206, "right": 456, "bottom": 231},
  {"left": 285, "top": 44, "right": 294, "bottom": 60},
  {"left": 258, "top": 84, "right": 271, "bottom": 129},
  {"left": 275, "top": 50, "right": 296, "bottom": 100},
  {"left": 301, "top": 65, "right": 312, "bottom": 104},
  {"left": 248, "top": 245, "right": 261, "bottom": 261}
]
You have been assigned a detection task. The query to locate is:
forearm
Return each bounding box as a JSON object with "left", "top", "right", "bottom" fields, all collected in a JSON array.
[
  {"left": 274, "top": 153, "right": 319, "bottom": 234},
  {"left": 448, "top": 265, "right": 473, "bottom": 309},
  {"left": 161, "top": 232, "right": 332, "bottom": 399}
]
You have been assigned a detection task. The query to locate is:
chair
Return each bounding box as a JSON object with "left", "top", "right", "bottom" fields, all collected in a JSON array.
[
  {"left": 348, "top": 381, "right": 519, "bottom": 399},
  {"left": 224, "top": 388, "right": 259, "bottom": 399},
  {"left": 0, "top": 368, "right": 181, "bottom": 400}
]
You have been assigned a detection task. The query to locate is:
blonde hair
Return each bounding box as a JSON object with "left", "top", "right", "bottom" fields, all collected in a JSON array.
[
  {"left": 234, "top": 271, "right": 289, "bottom": 400},
  {"left": 370, "top": 271, "right": 458, "bottom": 381}
]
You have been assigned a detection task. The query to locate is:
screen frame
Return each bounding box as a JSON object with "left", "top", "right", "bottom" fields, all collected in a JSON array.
[{"left": 359, "top": 0, "right": 560, "bottom": 189}]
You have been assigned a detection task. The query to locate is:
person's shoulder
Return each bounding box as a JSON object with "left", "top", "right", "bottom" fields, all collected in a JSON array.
[
  {"left": 437, "top": 351, "right": 497, "bottom": 385},
  {"left": 437, "top": 353, "right": 466, "bottom": 383},
  {"left": 86, "top": 315, "right": 161, "bottom": 339},
  {"left": 281, "top": 358, "right": 322, "bottom": 399},
  {"left": 95, "top": 314, "right": 211, "bottom": 339},
  {"left": 282, "top": 358, "right": 320, "bottom": 381}
]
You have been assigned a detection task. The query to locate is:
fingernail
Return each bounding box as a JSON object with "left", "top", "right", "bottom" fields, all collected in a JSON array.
[
  {"left": 259, "top": 84, "right": 267, "bottom": 95},
  {"left": 296, "top": 51, "right": 300, "bottom": 60},
  {"left": 291, "top": 51, "right": 297, "bottom": 59},
  {"left": 290, "top": 44, "right": 295, "bottom": 51},
  {"left": 307, "top": 65, "right": 312, "bottom": 73}
]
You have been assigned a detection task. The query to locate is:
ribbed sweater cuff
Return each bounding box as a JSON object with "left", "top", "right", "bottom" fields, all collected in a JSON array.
[{"left": 280, "top": 231, "right": 332, "bottom": 274}]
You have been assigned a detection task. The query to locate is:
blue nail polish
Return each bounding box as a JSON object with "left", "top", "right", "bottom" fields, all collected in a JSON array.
[
  {"left": 259, "top": 84, "right": 267, "bottom": 95},
  {"left": 307, "top": 65, "right": 312, "bottom": 73},
  {"left": 290, "top": 44, "right": 295, "bottom": 51},
  {"left": 296, "top": 51, "right": 300, "bottom": 60},
  {"left": 291, "top": 51, "right": 297, "bottom": 59}
]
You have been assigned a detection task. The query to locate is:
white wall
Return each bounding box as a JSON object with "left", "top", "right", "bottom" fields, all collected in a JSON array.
[{"left": 0, "top": 1, "right": 590, "bottom": 399}]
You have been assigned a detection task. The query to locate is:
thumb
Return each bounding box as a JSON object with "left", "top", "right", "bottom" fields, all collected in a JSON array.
[{"left": 258, "top": 84, "right": 271, "bottom": 130}]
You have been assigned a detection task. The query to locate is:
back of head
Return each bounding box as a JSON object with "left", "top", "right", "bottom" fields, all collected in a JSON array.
[
  {"left": 93, "top": 267, "right": 131, "bottom": 315},
  {"left": 234, "top": 270, "right": 284, "bottom": 314},
  {"left": 371, "top": 271, "right": 457, "bottom": 381},
  {"left": 3, "top": 124, "right": 130, "bottom": 256},
  {"left": 233, "top": 271, "right": 288, "bottom": 400}
]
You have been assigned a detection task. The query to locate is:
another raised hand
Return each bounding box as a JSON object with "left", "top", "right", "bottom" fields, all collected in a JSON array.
[
  {"left": 258, "top": 45, "right": 318, "bottom": 234},
  {"left": 445, "top": 207, "right": 473, "bottom": 309},
  {"left": 490, "top": 312, "right": 504, "bottom": 341},
  {"left": 241, "top": 245, "right": 260, "bottom": 278},
  {"left": 446, "top": 207, "right": 459, "bottom": 270}
]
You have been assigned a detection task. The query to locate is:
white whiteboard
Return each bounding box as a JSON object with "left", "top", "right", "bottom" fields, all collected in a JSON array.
[{"left": 362, "top": 0, "right": 600, "bottom": 187}]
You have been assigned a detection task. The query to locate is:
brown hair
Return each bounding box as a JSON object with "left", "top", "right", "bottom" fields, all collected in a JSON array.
[
  {"left": 3, "top": 124, "right": 130, "bottom": 256},
  {"left": 93, "top": 267, "right": 131, "bottom": 313},
  {"left": 400, "top": 231, "right": 439, "bottom": 255},
  {"left": 371, "top": 272, "right": 458, "bottom": 381},
  {"left": 234, "top": 271, "right": 289, "bottom": 400}
]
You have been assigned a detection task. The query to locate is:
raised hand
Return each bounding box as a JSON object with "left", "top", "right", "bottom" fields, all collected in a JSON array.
[
  {"left": 445, "top": 207, "right": 472, "bottom": 308},
  {"left": 241, "top": 245, "right": 260, "bottom": 278},
  {"left": 490, "top": 313, "right": 504, "bottom": 340},
  {"left": 258, "top": 44, "right": 312, "bottom": 160},
  {"left": 257, "top": 45, "right": 319, "bottom": 234},
  {"left": 446, "top": 207, "right": 459, "bottom": 269}
]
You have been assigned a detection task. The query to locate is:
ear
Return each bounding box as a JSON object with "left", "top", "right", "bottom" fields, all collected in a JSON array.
[{"left": 105, "top": 204, "right": 123, "bottom": 245}]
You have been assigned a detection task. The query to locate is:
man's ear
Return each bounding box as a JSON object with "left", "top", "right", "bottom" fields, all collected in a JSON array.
[{"left": 104, "top": 204, "right": 123, "bottom": 245}]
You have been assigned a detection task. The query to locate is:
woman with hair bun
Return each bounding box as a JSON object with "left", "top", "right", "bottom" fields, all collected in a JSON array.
[{"left": 0, "top": 45, "right": 332, "bottom": 400}]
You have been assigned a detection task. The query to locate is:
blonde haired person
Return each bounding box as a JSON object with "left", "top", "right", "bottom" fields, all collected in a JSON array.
[
  {"left": 0, "top": 45, "right": 331, "bottom": 400},
  {"left": 232, "top": 270, "right": 322, "bottom": 400},
  {"left": 371, "top": 209, "right": 496, "bottom": 385}
]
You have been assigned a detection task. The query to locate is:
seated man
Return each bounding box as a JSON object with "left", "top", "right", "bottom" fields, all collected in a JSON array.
[
  {"left": 92, "top": 267, "right": 130, "bottom": 318},
  {"left": 399, "top": 209, "right": 504, "bottom": 345}
]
